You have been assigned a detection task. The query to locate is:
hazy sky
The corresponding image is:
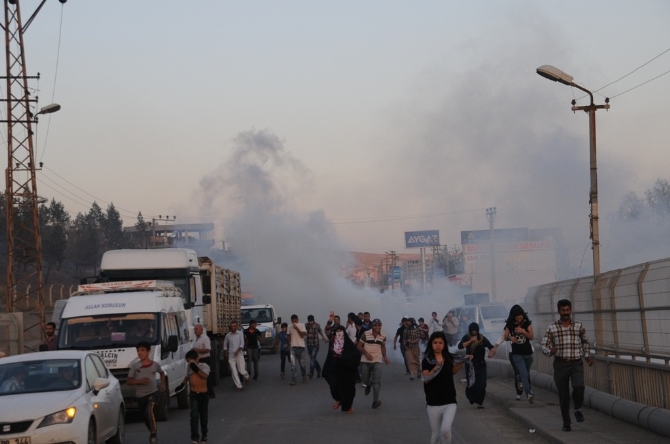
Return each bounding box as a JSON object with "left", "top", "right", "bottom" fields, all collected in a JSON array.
[{"left": 7, "top": 1, "right": 670, "bottom": 276}]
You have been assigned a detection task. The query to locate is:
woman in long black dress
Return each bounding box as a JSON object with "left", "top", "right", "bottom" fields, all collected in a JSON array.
[
  {"left": 458, "top": 322, "right": 494, "bottom": 408},
  {"left": 322, "top": 324, "right": 360, "bottom": 414}
]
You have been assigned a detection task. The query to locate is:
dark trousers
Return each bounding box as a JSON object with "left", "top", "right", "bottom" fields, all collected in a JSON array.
[
  {"left": 328, "top": 358, "right": 357, "bottom": 411},
  {"left": 189, "top": 392, "right": 209, "bottom": 441},
  {"left": 198, "top": 357, "right": 215, "bottom": 397},
  {"left": 280, "top": 349, "right": 290, "bottom": 373},
  {"left": 465, "top": 361, "right": 487, "bottom": 405},
  {"left": 399, "top": 345, "right": 409, "bottom": 373},
  {"left": 246, "top": 348, "right": 260, "bottom": 377},
  {"left": 553, "top": 359, "right": 585, "bottom": 425},
  {"left": 137, "top": 392, "right": 159, "bottom": 435}
]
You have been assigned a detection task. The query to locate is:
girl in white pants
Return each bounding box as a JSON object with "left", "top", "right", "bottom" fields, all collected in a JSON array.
[{"left": 422, "top": 331, "right": 459, "bottom": 444}]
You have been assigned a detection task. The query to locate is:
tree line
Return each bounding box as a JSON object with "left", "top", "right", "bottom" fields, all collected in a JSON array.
[{"left": 0, "top": 195, "right": 149, "bottom": 284}]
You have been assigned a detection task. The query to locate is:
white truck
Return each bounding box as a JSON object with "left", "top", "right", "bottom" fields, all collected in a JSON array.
[
  {"left": 96, "top": 249, "right": 241, "bottom": 381},
  {"left": 56, "top": 280, "right": 190, "bottom": 421},
  {"left": 240, "top": 304, "right": 281, "bottom": 353}
]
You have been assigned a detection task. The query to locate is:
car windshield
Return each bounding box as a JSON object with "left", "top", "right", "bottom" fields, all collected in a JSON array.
[
  {"left": 0, "top": 359, "right": 82, "bottom": 395},
  {"left": 481, "top": 305, "right": 508, "bottom": 319},
  {"left": 58, "top": 313, "right": 158, "bottom": 349}
]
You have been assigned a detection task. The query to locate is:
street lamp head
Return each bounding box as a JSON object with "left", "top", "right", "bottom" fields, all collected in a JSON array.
[
  {"left": 37, "top": 103, "right": 61, "bottom": 115},
  {"left": 536, "top": 65, "right": 574, "bottom": 86}
]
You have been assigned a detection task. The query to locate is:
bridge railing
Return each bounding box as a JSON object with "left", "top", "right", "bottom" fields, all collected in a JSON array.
[{"left": 525, "top": 257, "right": 670, "bottom": 409}]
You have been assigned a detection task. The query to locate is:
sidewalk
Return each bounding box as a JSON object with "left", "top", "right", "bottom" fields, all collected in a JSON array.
[{"left": 483, "top": 374, "right": 664, "bottom": 444}]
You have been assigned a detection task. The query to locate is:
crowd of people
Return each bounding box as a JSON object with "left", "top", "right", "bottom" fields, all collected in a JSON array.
[{"left": 1, "top": 300, "right": 591, "bottom": 444}]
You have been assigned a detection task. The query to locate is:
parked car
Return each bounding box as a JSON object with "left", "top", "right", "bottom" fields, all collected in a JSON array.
[{"left": 0, "top": 350, "right": 125, "bottom": 444}]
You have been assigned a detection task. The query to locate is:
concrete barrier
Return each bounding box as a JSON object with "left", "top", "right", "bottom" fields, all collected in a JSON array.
[{"left": 486, "top": 357, "right": 670, "bottom": 439}]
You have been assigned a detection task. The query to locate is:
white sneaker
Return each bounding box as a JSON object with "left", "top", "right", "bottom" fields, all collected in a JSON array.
[
  {"left": 528, "top": 394, "right": 534, "bottom": 404},
  {"left": 515, "top": 395, "right": 521, "bottom": 401}
]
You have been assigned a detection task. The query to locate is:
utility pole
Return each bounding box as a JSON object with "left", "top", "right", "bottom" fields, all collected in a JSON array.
[
  {"left": 486, "top": 207, "right": 497, "bottom": 301},
  {"left": 3, "top": 0, "right": 66, "bottom": 352}
]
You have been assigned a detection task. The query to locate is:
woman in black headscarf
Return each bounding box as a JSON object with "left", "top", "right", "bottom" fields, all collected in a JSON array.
[
  {"left": 458, "top": 322, "right": 494, "bottom": 408},
  {"left": 322, "top": 324, "right": 361, "bottom": 414}
]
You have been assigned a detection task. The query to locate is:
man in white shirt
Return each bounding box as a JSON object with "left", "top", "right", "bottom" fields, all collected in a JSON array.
[
  {"left": 287, "top": 314, "right": 307, "bottom": 385},
  {"left": 223, "top": 321, "right": 250, "bottom": 391},
  {"left": 357, "top": 319, "right": 391, "bottom": 409},
  {"left": 192, "top": 324, "right": 215, "bottom": 398}
]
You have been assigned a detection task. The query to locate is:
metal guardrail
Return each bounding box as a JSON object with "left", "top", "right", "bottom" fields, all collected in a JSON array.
[{"left": 525, "top": 257, "right": 670, "bottom": 409}]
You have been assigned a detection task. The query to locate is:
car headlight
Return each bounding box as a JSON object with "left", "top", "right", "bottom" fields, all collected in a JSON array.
[
  {"left": 38, "top": 407, "right": 76, "bottom": 428},
  {"left": 264, "top": 329, "right": 272, "bottom": 338}
]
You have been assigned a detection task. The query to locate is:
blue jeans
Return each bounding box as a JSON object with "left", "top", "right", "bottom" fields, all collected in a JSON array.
[
  {"left": 512, "top": 354, "right": 534, "bottom": 396},
  {"left": 307, "top": 345, "right": 321, "bottom": 376},
  {"left": 290, "top": 347, "right": 307, "bottom": 382}
]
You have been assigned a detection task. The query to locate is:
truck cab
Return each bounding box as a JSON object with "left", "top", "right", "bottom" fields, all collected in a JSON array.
[{"left": 56, "top": 280, "right": 190, "bottom": 421}]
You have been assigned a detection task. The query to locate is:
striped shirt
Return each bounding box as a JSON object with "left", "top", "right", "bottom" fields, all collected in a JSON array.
[
  {"left": 541, "top": 318, "right": 591, "bottom": 361},
  {"left": 360, "top": 330, "right": 387, "bottom": 363}
]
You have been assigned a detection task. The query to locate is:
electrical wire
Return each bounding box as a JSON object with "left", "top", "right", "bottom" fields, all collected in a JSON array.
[
  {"left": 575, "top": 46, "right": 670, "bottom": 102},
  {"left": 38, "top": 2, "right": 65, "bottom": 163},
  {"left": 330, "top": 208, "right": 485, "bottom": 225}
]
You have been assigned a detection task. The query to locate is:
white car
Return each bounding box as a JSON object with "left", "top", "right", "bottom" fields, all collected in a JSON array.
[{"left": 0, "top": 350, "right": 125, "bottom": 444}]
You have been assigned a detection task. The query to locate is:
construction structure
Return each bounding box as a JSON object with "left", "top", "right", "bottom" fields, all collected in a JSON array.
[{"left": 2, "top": 0, "right": 65, "bottom": 352}]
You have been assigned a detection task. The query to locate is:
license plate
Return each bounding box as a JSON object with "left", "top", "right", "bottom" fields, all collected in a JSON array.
[{"left": 1, "top": 438, "right": 31, "bottom": 444}]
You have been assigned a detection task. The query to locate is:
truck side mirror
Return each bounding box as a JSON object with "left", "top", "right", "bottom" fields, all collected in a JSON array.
[
  {"left": 167, "top": 335, "right": 179, "bottom": 353},
  {"left": 201, "top": 274, "right": 212, "bottom": 294},
  {"left": 202, "top": 295, "right": 212, "bottom": 305},
  {"left": 277, "top": 316, "right": 282, "bottom": 325}
]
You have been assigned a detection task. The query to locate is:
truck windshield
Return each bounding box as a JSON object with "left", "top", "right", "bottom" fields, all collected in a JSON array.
[
  {"left": 58, "top": 314, "right": 159, "bottom": 349},
  {"left": 241, "top": 308, "right": 273, "bottom": 324}
]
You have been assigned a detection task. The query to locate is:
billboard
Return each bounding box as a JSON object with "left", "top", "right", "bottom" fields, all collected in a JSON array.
[{"left": 405, "top": 230, "right": 440, "bottom": 248}]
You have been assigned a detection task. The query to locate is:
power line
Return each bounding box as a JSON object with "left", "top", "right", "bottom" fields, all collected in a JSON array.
[{"left": 330, "top": 208, "right": 485, "bottom": 225}]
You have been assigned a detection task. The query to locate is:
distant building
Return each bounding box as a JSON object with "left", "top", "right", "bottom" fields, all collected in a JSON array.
[
  {"left": 460, "top": 227, "right": 567, "bottom": 304},
  {"left": 124, "top": 221, "right": 216, "bottom": 250}
]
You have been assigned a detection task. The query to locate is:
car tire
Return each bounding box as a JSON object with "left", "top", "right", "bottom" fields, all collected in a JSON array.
[
  {"left": 108, "top": 407, "right": 125, "bottom": 444},
  {"left": 87, "top": 420, "right": 96, "bottom": 444},
  {"left": 154, "top": 388, "right": 170, "bottom": 422},
  {"left": 177, "top": 381, "right": 190, "bottom": 409}
]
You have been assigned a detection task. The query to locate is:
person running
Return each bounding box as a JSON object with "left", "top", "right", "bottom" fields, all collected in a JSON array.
[
  {"left": 275, "top": 322, "right": 290, "bottom": 378},
  {"left": 418, "top": 317, "right": 430, "bottom": 362},
  {"left": 458, "top": 323, "right": 494, "bottom": 409},
  {"left": 127, "top": 342, "right": 166, "bottom": 444},
  {"left": 192, "top": 324, "right": 215, "bottom": 398},
  {"left": 428, "top": 312, "right": 442, "bottom": 335},
  {"left": 223, "top": 321, "right": 250, "bottom": 391},
  {"left": 244, "top": 320, "right": 262, "bottom": 380},
  {"left": 323, "top": 324, "right": 360, "bottom": 414},
  {"left": 287, "top": 314, "right": 308, "bottom": 385},
  {"left": 393, "top": 317, "right": 410, "bottom": 375},
  {"left": 357, "top": 318, "right": 390, "bottom": 409},
  {"left": 181, "top": 350, "right": 209, "bottom": 444},
  {"left": 442, "top": 311, "right": 459, "bottom": 347},
  {"left": 305, "top": 315, "right": 328, "bottom": 379},
  {"left": 422, "top": 331, "right": 458, "bottom": 444},
  {"left": 541, "top": 299, "right": 594, "bottom": 432},
  {"left": 489, "top": 329, "right": 525, "bottom": 400},
  {"left": 505, "top": 305, "right": 535, "bottom": 404},
  {"left": 403, "top": 317, "right": 421, "bottom": 380}
]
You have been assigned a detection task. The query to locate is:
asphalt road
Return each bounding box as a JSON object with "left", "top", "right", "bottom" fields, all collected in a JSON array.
[{"left": 123, "top": 346, "right": 549, "bottom": 444}]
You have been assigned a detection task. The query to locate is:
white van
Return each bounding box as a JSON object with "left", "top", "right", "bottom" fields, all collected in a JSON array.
[
  {"left": 446, "top": 303, "right": 509, "bottom": 339},
  {"left": 240, "top": 304, "right": 280, "bottom": 353},
  {"left": 56, "top": 280, "right": 190, "bottom": 421}
]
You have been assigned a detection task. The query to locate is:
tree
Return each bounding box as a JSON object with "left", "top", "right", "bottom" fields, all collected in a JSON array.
[
  {"left": 40, "top": 199, "right": 71, "bottom": 279},
  {"left": 102, "top": 203, "right": 128, "bottom": 250},
  {"left": 134, "top": 212, "right": 150, "bottom": 248},
  {"left": 645, "top": 179, "right": 670, "bottom": 221}
]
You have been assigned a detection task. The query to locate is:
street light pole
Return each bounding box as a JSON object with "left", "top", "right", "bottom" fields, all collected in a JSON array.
[
  {"left": 486, "top": 207, "right": 497, "bottom": 301},
  {"left": 536, "top": 65, "right": 610, "bottom": 278}
]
